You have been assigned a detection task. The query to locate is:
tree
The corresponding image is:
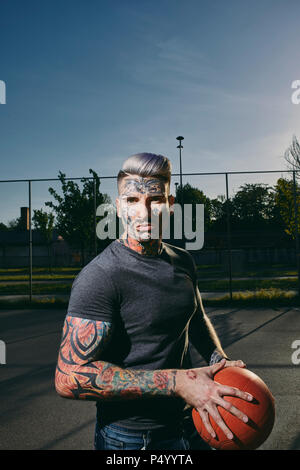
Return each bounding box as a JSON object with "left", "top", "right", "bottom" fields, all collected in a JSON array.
[
  {"left": 6, "top": 217, "right": 22, "bottom": 230},
  {"left": 284, "top": 135, "right": 300, "bottom": 175},
  {"left": 230, "top": 183, "right": 277, "bottom": 229},
  {"left": 274, "top": 177, "right": 300, "bottom": 239},
  {"left": 209, "top": 195, "right": 227, "bottom": 231},
  {"left": 45, "top": 169, "right": 111, "bottom": 266},
  {"left": 32, "top": 209, "right": 55, "bottom": 271},
  {"left": 0, "top": 222, "right": 8, "bottom": 231},
  {"left": 175, "top": 182, "right": 212, "bottom": 231},
  {"left": 207, "top": 184, "right": 286, "bottom": 249}
]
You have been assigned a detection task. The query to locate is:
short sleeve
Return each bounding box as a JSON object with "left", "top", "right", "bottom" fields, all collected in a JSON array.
[{"left": 67, "top": 261, "right": 118, "bottom": 323}]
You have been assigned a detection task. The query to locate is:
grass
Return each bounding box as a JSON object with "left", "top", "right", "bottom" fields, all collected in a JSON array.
[
  {"left": 0, "top": 282, "right": 72, "bottom": 295},
  {"left": 196, "top": 262, "right": 298, "bottom": 279},
  {"left": 0, "top": 296, "right": 69, "bottom": 310},
  {"left": 199, "top": 278, "right": 298, "bottom": 292},
  {"left": 197, "top": 270, "right": 298, "bottom": 279},
  {"left": 0, "top": 264, "right": 297, "bottom": 282},
  {"left": 0, "top": 289, "right": 298, "bottom": 310},
  {"left": 0, "top": 267, "right": 80, "bottom": 282},
  {"left": 0, "top": 274, "right": 76, "bottom": 281},
  {"left": 197, "top": 267, "right": 297, "bottom": 279},
  {"left": 0, "top": 267, "right": 81, "bottom": 273},
  {"left": 203, "top": 288, "right": 300, "bottom": 307},
  {"left": 0, "top": 276, "right": 298, "bottom": 295},
  {"left": 0, "top": 264, "right": 299, "bottom": 308},
  {"left": 198, "top": 277, "right": 298, "bottom": 292}
]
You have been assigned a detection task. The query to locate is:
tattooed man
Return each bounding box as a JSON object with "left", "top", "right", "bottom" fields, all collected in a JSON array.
[{"left": 55, "top": 153, "right": 252, "bottom": 450}]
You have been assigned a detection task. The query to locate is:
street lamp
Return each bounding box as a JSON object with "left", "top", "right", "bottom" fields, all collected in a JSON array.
[
  {"left": 176, "top": 136, "right": 184, "bottom": 197},
  {"left": 176, "top": 136, "right": 184, "bottom": 246}
]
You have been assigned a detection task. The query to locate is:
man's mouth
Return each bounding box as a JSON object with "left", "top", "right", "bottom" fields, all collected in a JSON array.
[{"left": 136, "top": 223, "right": 153, "bottom": 231}]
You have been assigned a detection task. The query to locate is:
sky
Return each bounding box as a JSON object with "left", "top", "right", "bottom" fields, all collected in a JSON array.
[{"left": 0, "top": 0, "right": 300, "bottom": 224}]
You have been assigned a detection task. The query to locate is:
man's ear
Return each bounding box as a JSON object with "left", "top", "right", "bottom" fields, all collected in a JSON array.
[
  {"left": 116, "top": 197, "right": 121, "bottom": 218},
  {"left": 168, "top": 194, "right": 175, "bottom": 215}
]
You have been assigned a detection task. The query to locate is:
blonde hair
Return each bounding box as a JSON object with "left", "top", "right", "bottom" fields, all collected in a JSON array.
[{"left": 117, "top": 153, "right": 172, "bottom": 193}]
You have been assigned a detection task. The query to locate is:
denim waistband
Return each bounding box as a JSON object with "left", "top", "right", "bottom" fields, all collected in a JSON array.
[{"left": 101, "top": 421, "right": 185, "bottom": 440}]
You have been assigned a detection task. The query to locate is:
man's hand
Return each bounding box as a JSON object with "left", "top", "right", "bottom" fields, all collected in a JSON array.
[
  {"left": 223, "top": 359, "right": 247, "bottom": 369},
  {"left": 175, "top": 359, "right": 253, "bottom": 440}
]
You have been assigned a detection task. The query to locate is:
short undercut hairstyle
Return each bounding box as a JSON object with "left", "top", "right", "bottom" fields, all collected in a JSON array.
[{"left": 117, "top": 153, "right": 172, "bottom": 193}]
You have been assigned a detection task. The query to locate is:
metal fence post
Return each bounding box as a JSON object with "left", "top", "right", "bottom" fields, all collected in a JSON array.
[
  {"left": 225, "top": 173, "right": 233, "bottom": 301},
  {"left": 28, "top": 180, "right": 32, "bottom": 301},
  {"left": 94, "top": 177, "right": 97, "bottom": 257},
  {"left": 292, "top": 171, "right": 300, "bottom": 295}
]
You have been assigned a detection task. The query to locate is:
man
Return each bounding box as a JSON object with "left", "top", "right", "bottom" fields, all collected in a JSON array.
[{"left": 55, "top": 153, "right": 252, "bottom": 450}]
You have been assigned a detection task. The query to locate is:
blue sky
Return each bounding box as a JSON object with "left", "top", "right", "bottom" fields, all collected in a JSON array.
[{"left": 1, "top": 0, "right": 300, "bottom": 223}]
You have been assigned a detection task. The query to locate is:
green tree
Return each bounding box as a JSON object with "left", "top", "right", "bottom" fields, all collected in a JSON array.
[
  {"left": 274, "top": 177, "right": 300, "bottom": 239},
  {"left": 209, "top": 195, "right": 227, "bottom": 231},
  {"left": 175, "top": 182, "right": 212, "bottom": 231},
  {"left": 45, "top": 169, "right": 111, "bottom": 266},
  {"left": 7, "top": 217, "right": 22, "bottom": 230},
  {"left": 0, "top": 222, "right": 8, "bottom": 231},
  {"left": 230, "top": 183, "right": 277, "bottom": 229},
  {"left": 32, "top": 209, "right": 55, "bottom": 271},
  {"left": 208, "top": 184, "right": 285, "bottom": 248}
]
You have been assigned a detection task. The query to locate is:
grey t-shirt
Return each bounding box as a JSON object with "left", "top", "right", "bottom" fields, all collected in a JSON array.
[{"left": 67, "top": 239, "right": 199, "bottom": 430}]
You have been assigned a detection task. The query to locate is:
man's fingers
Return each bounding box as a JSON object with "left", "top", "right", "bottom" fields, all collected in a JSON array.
[
  {"left": 218, "top": 384, "right": 253, "bottom": 402},
  {"left": 205, "top": 405, "right": 234, "bottom": 440},
  {"left": 210, "top": 358, "right": 226, "bottom": 377},
  {"left": 224, "top": 360, "right": 246, "bottom": 368},
  {"left": 214, "top": 396, "right": 249, "bottom": 423},
  {"left": 197, "top": 409, "right": 216, "bottom": 439}
]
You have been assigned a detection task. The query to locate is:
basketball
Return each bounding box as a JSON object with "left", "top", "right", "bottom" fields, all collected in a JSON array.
[{"left": 192, "top": 366, "right": 275, "bottom": 450}]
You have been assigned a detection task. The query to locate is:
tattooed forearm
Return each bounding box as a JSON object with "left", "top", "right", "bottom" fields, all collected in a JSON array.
[{"left": 55, "top": 315, "right": 178, "bottom": 401}]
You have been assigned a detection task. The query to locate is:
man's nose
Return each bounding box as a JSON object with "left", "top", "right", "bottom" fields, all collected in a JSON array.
[
  {"left": 139, "top": 202, "right": 151, "bottom": 220},
  {"left": 137, "top": 201, "right": 152, "bottom": 220}
]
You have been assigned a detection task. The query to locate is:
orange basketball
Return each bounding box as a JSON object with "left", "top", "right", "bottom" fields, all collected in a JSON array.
[{"left": 192, "top": 366, "right": 275, "bottom": 450}]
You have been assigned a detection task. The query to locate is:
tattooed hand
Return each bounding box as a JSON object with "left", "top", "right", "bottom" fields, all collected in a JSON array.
[{"left": 174, "top": 360, "right": 253, "bottom": 440}]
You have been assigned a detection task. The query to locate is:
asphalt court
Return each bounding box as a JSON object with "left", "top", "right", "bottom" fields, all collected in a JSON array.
[{"left": 0, "top": 306, "right": 299, "bottom": 450}]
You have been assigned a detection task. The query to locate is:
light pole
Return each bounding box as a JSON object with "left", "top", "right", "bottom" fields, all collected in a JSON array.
[
  {"left": 176, "top": 136, "right": 184, "bottom": 246},
  {"left": 176, "top": 136, "right": 184, "bottom": 199}
]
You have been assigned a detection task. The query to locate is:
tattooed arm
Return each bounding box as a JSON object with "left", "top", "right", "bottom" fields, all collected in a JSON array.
[
  {"left": 55, "top": 314, "right": 252, "bottom": 439},
  {"left": 55, "top": 314, "right": 178, "bottom": 401}
]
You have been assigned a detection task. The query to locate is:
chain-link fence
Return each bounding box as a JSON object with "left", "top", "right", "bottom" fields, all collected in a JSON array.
[{"left": 0, "top": 169, "right": 299, "bottom": 302}]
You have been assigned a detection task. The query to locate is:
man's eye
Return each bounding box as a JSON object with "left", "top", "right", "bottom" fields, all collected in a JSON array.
[
  {"left": 127, "top": 198, "right": 137, "bottom": 204},
  {"left": 151, "top": 197, "right": 164, "bottom": 203}
]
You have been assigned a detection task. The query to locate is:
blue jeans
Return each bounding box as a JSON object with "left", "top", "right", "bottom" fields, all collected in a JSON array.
[{"left": 94, "top": 419, "right": 211, "bottom": 450}]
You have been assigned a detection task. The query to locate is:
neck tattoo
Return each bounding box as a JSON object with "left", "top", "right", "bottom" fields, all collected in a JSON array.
[{"left": 118, "top": 235, "right": 162, "bottom": 257}]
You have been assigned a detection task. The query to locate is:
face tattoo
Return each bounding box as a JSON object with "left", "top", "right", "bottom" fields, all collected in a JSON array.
[{"left": 118, "top": 176, "right": 169, "bottom": 256}]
